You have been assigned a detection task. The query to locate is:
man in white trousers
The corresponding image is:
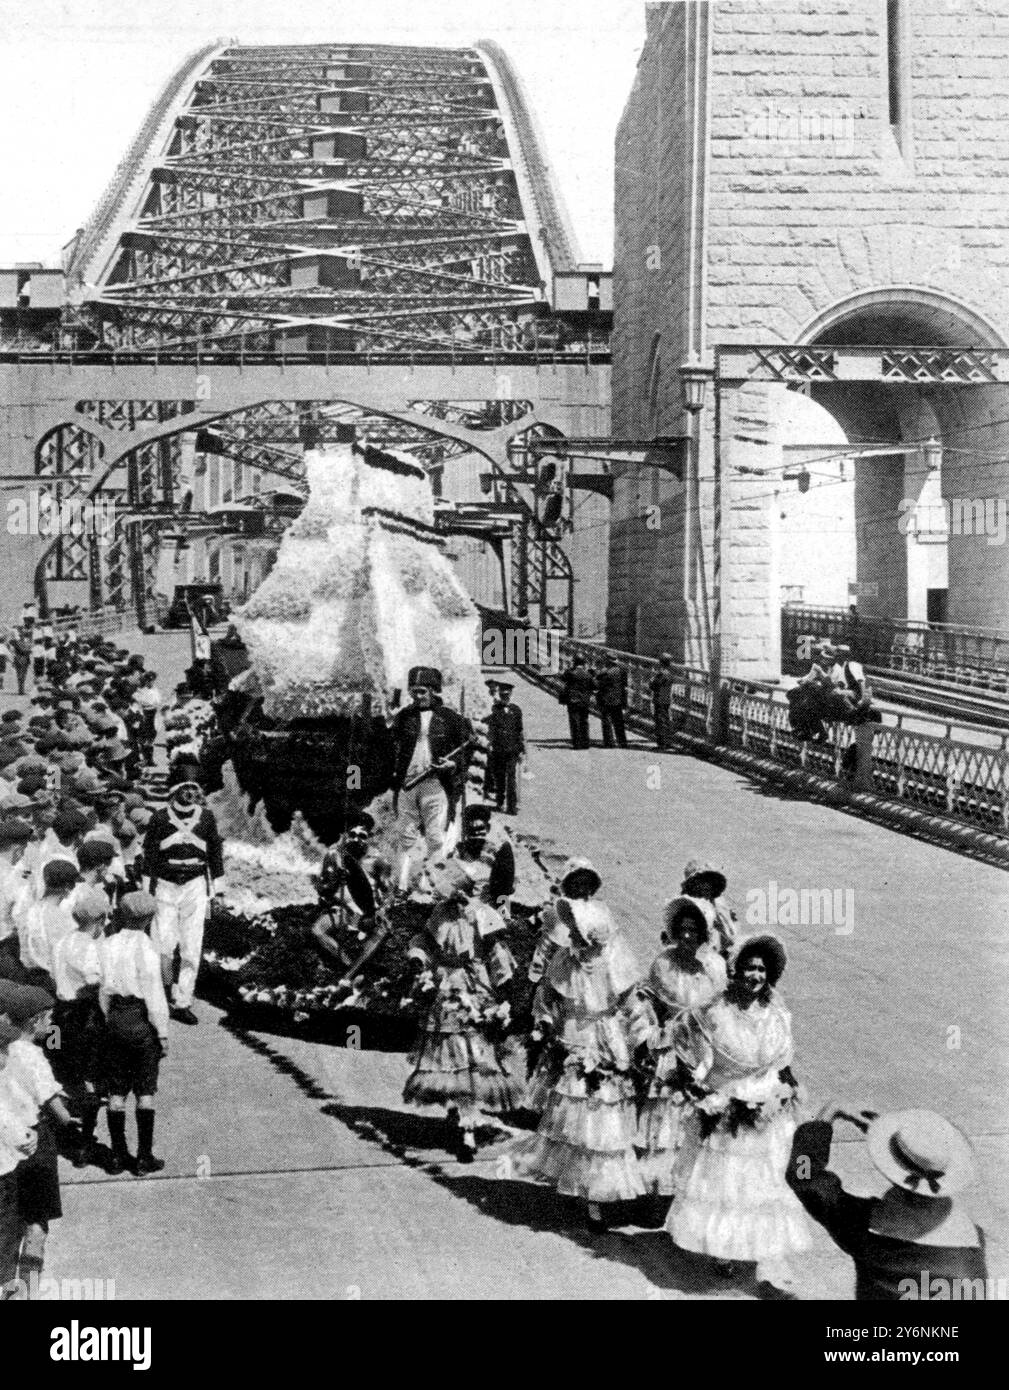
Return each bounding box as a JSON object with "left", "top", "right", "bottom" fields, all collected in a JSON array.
[
  {"left": 142, "top": 781, "right": 224, "bottom": 1025},
  {"left": 391, "top": 666, "right": 471, "bottom": 891}
]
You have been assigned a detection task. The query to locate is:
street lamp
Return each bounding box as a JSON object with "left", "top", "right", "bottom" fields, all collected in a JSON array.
[
  {"left": 922, "top": 436, "right": 942, "bottom": 471},
  {"left": 678, "top": 354, "right": 715, "bottom": 415}
]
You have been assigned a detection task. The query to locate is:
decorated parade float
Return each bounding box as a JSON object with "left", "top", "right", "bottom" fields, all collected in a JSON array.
[{"left": 198, "top": 440, "right": 553, "bottom": 1043}]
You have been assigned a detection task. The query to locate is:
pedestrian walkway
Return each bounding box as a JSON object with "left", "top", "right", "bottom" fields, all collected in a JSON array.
[{"left": 48, "top": 654, "right": 1009, "bottom": 1298}]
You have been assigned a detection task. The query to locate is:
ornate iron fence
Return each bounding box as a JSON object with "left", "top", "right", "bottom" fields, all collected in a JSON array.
[{"left": 479, "top": 608, "right": 1009, "bottom": 841}]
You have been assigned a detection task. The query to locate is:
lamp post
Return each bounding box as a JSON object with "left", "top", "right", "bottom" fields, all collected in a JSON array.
[{"left": 678, "top": 354, "right": 721, "bottom": 735}]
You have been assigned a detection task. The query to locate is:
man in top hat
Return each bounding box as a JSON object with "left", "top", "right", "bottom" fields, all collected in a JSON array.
[
  {"left": 787, "top": 1101, "right": 986, "bottom": 1300},
  {"left": 485, "top": 681, "right": 524, "bottom": 817},
  {"left": 649, "top": 653, "right": 675, "bottom": 751},
  {"left": 390, "top": 665, "right": 471, "bottom": 890},
  {"left": 143, "top": 781, "right": 224, "bottom": 1025}
]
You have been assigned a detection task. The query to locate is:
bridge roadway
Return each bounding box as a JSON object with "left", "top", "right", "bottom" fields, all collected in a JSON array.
[{"left": 47, "top": 640, "right": 1008, "bottom": 1300}]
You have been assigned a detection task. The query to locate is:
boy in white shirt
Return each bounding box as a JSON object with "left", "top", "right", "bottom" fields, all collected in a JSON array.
[
  {"left": 51, "top": 887, "right": 110, "bottom": 1168},
  {"left": 0, "top": 1017, "right": 37, "bottom": 1295},
  {"left": 0, "top": 982, "right": 77, "bottom": 1297},
  {"left": 99, "top": 892, "right": 169, "bottom": 1175}
]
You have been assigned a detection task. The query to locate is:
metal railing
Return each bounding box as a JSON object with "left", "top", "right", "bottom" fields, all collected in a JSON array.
[
  {"left": 479, "top": 609, "right": 1009, "bottom": 841},
  {"left": 782, "top": 604, "right": 1009, "bottom": 690}
]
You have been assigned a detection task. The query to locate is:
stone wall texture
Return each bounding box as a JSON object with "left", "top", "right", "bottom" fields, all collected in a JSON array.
[{"left": 610, "top": 0, "right": 1009, "bottom": 662}]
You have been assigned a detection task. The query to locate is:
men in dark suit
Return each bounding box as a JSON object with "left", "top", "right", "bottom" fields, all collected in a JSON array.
[
  {"left": 560, "top": 656, "right": 595, "bottom": 749},
  {"left": 485, "top": 682, "right": 524, "bottom": 816},
  {"left": 649, "top": 652, "right": 674, "bottom": 750},
  {"left": 595, "top": 655, "right": 628, "bottom": 748},
  {"left": 391, "top": 665, "right": 471, "bottom": 889}
]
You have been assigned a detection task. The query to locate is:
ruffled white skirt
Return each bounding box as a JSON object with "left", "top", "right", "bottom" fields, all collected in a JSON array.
[
  {"left": 666, "top": 1110, "right": 811, "bottom": 1261},
  {"left": 505, "top": 1070, "right": 646, "bottom": 1204}
]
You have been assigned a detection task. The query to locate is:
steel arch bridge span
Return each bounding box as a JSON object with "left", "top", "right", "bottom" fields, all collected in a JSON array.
[{"left": 64, "top": 40, "right": 594, "bottom": 359}]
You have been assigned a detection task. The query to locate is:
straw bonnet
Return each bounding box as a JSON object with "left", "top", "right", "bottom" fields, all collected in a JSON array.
[
  {"left": 662, "top": 894, "right": 716, "bottom": 944},
  {"left": 559, "top": 856, "right": 601, "bottom": 896},
  {"left": 681, "top": 858, "right": 728, "bottom": 898},
  {"left": 866, "top": 1110, "right": 975, "bottom": 1199}
]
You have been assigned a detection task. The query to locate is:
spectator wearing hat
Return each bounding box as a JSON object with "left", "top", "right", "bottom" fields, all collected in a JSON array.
[
  {"left": 0, "top": 1017, "right": 38, "bottom": 1294},
  {"left": 33, "top": 807, "right": 87, "bottom": 899},
  {"left": 11, "top": 631, "right": 31, "bottom": 697},
  {"left": 595, "top": 654, "right": 629, "bottom": 749},
  {"left": 143, "top": 782, "right": 224, "bottom": 1025},
  {"left": 51, "top": 888, "right": 110, "bottom": 1168},
  {"left": 18, "top": 859, "right": 80, "bottom": 989},
  {"left": 71, "top": 839, "right": 120, "bottom": 912},
  {"left": 30, "top": 633, "right": 47, "bottom": 685},
  {"left": 787, "top": 1102, "right": 988, "bottom": 1300},
  {"left": 0, "top": 819, "right": 33, "bottom": 983},
  {"left": 482, "top": 680, "right": 501, "bottom": 802},
  {"left": 649, "top": 653, "right": 675, "bottom": 751},
  {"left": 132, "top": 671, "right": 163, "bottom": 767},
  {"left": 485, "top": 681, "right": 524, "bottom": 817},
  {"left": 559, "top": 655, "right": 595, "bottom": 749},
  {"left": 0, "top": 982, "right": 77, "bottom": 1296},
  {"left": 390, "top": 666, "right": 471, "bottom": 891},
  {"left": 680, "top": 857, "right": 738, "bottom": 956},
  {"left": 99, "top": 891, "right": 169, "bottom": 1174}
]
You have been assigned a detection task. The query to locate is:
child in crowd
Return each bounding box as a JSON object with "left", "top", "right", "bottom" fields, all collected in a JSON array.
[
  {"left": 0, "top": 1018, "right": 37, "bottom": 1295},
  {"left": 51, "top": 887, "right": 111, "bottom": 1169},
  {"left": 99, "top": 892, "right": 169, "bottom": 1175},
  {"left": 0, "top": 982, "right": 79, "bottom": 1298}
]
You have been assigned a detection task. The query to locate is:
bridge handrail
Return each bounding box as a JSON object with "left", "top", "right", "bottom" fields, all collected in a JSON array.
[
  {"left": 477, "top": 612, "right": 1009, "bottom": 840},
  {"left": 66, "top": 42, "right": 221, "bottom": 285},
  {"left": 781, "top": 603, "right": 1009, "bottom": 687}
]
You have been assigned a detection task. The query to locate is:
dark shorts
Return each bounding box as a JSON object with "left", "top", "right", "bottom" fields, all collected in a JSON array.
[
  {"left": 53, "top": 995, "right": 106, "bottom": 1090},
  {"left": 17, "top": 1113, "right": 61, "bottom": 1226},
  {"left": 103, "top": 998, "right": 161, "bottom": 1097},
  {"left": 0, "top": 937, "right": 27, "bottom": 983}
]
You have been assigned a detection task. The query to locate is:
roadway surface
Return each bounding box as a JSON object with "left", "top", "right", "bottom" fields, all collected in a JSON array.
[{"left": 28, "top": 636, "right": 1008, "bottom": 1300}]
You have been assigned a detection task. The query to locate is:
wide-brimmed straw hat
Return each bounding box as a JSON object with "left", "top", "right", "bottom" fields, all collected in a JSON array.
[
  {"left": 731, "top": 933, "right": 788, "bottom": 986},
  {"left": 866, "top": 1110, "right": 975, "bottom": 1199}
]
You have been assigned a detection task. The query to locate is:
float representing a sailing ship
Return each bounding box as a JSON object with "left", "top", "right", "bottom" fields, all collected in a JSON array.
[{"left": 211, "top": 439, "right": 489, "bottom": 843}]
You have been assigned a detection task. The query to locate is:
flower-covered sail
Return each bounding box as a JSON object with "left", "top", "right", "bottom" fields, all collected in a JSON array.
[{"left": 234, "top": 443, "right": 490, "bottom": 722}]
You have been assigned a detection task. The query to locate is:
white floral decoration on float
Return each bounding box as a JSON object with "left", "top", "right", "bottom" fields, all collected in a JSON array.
[{"left": 233, "top": 443, "right": 490, "bottom": 722}]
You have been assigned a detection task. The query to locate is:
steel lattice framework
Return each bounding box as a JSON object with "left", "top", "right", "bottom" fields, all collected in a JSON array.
[
  {"left": 8, "top": 41, "right": 609, "bottom": 632},
  {"left": 66, "top": 41, "right": 582, "bottom": 357}
]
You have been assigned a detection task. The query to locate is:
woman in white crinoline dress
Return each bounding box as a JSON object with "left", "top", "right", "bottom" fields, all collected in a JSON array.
[{"left": 666, "top": 933, "right": 811, "bottom": 1295}]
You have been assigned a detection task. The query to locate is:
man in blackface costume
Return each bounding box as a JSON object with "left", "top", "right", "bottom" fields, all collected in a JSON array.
[{"left": 391, "top": 666, "right": 472, "bottom": 890}]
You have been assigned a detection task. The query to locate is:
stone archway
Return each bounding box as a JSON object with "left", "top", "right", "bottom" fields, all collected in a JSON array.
[{"left": 798, "top": 289, "right": 1009, "bottom": 631}]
